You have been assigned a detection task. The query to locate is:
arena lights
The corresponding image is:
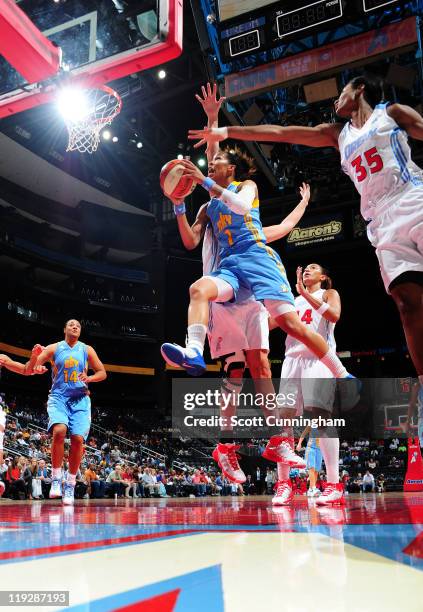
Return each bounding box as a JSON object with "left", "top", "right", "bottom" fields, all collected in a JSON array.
[
  {"left": 158, "top": 69, "right": 166, "bottom": 79},
  {"left": 197, "top": 158, "right": 206, "bottom": 167},
  {"left": 136, "top": 141, "right": 143, "bottom": 149},
  {"left": 102, "top": 129, "right": 112, "bottom": 141},
  {"left": 177, "top": 154, "right": 184, "bottom": 160},
  {"left": 56, "top": 88, "right": 91, "bottom": 122},
  {"left": 112, "top": 136, "right": 119, "bottom": 143}
]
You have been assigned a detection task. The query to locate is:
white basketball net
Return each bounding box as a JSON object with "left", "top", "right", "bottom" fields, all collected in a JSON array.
[{"left": 65, "top": 86, "right": 122, "bottom": 154}]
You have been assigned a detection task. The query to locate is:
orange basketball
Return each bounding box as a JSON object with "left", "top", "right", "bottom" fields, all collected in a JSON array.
[{"left": 160, "top": 159, "right": 196, "bottom": 199}]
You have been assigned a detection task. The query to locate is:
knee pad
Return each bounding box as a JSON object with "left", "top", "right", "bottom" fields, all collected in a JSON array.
[{"left": 221, "top": 351, "right": 245, "bottom": 393}]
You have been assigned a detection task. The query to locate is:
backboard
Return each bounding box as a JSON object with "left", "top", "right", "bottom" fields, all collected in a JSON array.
[{"left": 0, "top": 0, "right": 183, "bottom": 118}]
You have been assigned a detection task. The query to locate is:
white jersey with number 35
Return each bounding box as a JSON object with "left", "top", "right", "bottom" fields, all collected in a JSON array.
[
  {"left": 338, "top": 102, "right": 423, "bottom": 222},
  {"left": 285, "top": 289, "right": 336, "bottom": 359}
]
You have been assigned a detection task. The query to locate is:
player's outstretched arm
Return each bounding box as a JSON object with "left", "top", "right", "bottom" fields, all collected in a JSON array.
[
  {"left": 79, "top": 346, "right": 107, "bottom": 384},
  {"left": 264, "top": 182, "right": 310, "bottom": 243},
  {"left": 188, "top": 123, "right": 342, "bottom": 150},
  {"left": 0, "top": 354, "right": 26, "bottom": 375},
  {"left": 388, "top": 104, "right": 423, "bottom": 140},
  {"left": 196, "top": 82, "right": 226, "bottom": 163}
]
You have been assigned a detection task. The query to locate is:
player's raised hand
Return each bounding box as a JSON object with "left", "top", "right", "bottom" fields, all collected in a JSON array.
[
  {"left": 299, "top": 182, "right": 311, "bottom": 204},
  {"left": 296, "top": 266, "right": 307, "bottom": 296},
  {"left": 195, "top": 83, "right": 226, "bottom": 119},
  {"left": 188, "top": 127, "right": 228, "bottom": 149}
]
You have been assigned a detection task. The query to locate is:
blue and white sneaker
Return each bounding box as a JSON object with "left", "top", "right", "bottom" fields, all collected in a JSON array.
[
  {"left": 161, "top": 343, "right": 206, "bottom": 377},
  {"left": 49, "top": 479, "right": 62, "bottom": 499},
  {"left": 62, "top": 483, "right": 75, "bottom": 506},
  {"left": 338, "top": 374, "right": 362, "bottom": 411}
]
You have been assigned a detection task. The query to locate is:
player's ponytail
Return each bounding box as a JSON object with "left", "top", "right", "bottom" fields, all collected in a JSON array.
[
  {"left": 319, "top": 265, "right": 333, "bottom": 290},
  {"left": 223, "top": 146, "right": 256, "bottom": 181},
  {"left": 349, "top": 74, "right": 384, "bottom": 108}
]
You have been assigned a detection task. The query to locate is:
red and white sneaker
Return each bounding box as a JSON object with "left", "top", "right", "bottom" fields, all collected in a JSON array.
[
  {"left": 315, "top": 483, "right": 345, "bottom": 506},
  {"left": 212, "top": 443, "right": 246, "bottom": 484},
  {"left": 0, "top": 481, "right": 5, "bottom": 498},
  {"left": 262, "top": 436, "right": 306, "bottom": 467},
  {"left": 272, "top": 480, "right": 293, "bottom": 506}
]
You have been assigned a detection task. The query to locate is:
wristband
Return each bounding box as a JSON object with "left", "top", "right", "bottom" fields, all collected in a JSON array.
[
  {"left": 316, "top": 302, "right": 330, "bottom": 315},
  {"left": 202, "top": 177, "right": 216, "bottom": 192},
  {"left": 174, "top": 202, "right": 186, "bottom": 216}
]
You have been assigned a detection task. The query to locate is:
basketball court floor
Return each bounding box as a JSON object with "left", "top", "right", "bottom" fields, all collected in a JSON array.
[{"left": 0, "top": 493, "right": 422, "bottom": 611}]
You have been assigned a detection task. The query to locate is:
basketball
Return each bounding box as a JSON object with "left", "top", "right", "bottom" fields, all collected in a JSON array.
[{"left": 160, "top": 159, "right": 196, "bottom": 199}]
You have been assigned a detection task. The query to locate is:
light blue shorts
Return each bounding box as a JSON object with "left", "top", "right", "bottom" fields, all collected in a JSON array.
[
  {"left": 211, "top": 243, "right": 295, "bottom": 304},
  {"left": 47, "top": 393, "right": 91, "bottom": 440},
  {"left": 305, "top": 445, "right": 322, "bottom": 471}
]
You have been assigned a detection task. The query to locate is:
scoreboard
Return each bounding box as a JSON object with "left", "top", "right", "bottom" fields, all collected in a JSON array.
[{"left": 217, "top": 0, "right": 402, "bottom": 62}]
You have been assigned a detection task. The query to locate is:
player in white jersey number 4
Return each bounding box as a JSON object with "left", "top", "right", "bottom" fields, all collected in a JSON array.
[
  {"left": 270, "top": 264, "right": 345, "bottom": 506},
  {"left": 189, "top": 74, "right": 423, "bottom": 390}
]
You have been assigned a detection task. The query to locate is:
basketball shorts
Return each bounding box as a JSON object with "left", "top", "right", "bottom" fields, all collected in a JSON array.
[
  {"left": 305, "top": 444, "right": 322, "bottom": 471},
  {"left": 208, "top": 299, "right": 269, "bottom": 359},
  {"left": 47, "top": 393, "right": 91, "bottom": 440},
  {"left": 210, "top": 243, "right": 295, "bottom": 305},
  {"left": 366, "top": 188, "right": 423, "bottom": 293},
  {"left": 279, "top": 356, "right": 335, "bottom": 414}
]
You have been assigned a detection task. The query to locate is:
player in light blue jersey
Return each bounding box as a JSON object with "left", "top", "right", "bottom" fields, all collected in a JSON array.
[
  {"left": 161, "top": 150, "right": 350, "bottom": 382},
  {"left": 34, "top": 320, "right": 106, "bottom": 504}
]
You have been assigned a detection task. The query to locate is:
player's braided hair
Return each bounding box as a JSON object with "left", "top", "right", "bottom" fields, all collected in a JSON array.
[
  {"left": 349, "top": 74, "right": 384, "bottom": 108},
  {"left": 222, "top": 146, "right": 256, "bottom": 181}
]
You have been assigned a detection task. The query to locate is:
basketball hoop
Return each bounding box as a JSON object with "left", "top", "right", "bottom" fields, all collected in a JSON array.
[{"left": 62, "top": 85, "right": 122, "bottom": 154}]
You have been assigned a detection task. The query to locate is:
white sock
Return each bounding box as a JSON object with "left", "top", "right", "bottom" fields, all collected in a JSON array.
[
  {"left": 319, "top": 437, "right": 340, "bottom": 484},
  {"left": 66, "top": 473, "right": 77, "bottom": 486},
  {"left": 321, "top": 351, "right": 347, "bottom": 377},
  {"left": 277, "top": 463, "right": 290, "bottom": 481},
  {"left": 52, "top": 468, "right": 62, "bottom": 480},
  {"left": 186, "top": 324, "right": 207, "bottom": 356}
]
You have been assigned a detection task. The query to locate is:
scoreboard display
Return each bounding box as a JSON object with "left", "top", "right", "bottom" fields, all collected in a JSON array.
[{"left": 217, "top": 0, "right": 402, "bottom": 62}]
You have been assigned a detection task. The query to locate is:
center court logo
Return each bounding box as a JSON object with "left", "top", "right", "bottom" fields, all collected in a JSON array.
[{"left": 288, "top": 220, "right": 342, "bottom": 243}]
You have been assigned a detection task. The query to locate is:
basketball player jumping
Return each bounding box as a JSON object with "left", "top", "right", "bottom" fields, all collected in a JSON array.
[
  {"left": 34, "top": 320, "right": 106, "bottom": 505},
  {"left": 161, "top": 149, "right": 352, "bottom": 384},
  {"left": 169, "top": 84, "right": 310, "bottom": 482},
  {"left": 189, "top": 74, "right": 423, "bottom": 402}
]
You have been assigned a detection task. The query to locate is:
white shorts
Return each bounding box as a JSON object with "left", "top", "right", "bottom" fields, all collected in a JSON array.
[
  {"left": 366, "top": 189, "right": 423, "bottom": 293},
  {"left": 208, "top": 299, "right": 269, "bottom": 359},
  {"left": 279, "top": 355, "right": 335, "bottom": 414}
]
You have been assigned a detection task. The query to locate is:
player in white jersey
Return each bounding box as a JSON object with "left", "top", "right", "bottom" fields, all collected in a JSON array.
[
  {"left": 189, "top": 74, "right": 423, "bottom": 390},
  {"left": 406, "top": 381, "right": 423, "bottom": 446},
  {"left": 270, "top": 263, "right": 344, "bottom": 506}
]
